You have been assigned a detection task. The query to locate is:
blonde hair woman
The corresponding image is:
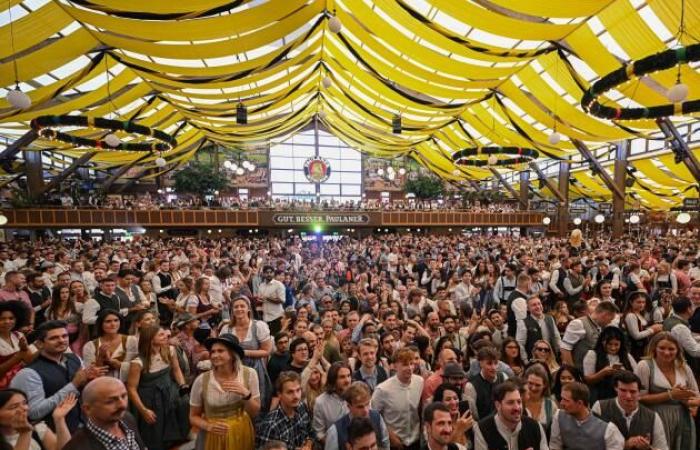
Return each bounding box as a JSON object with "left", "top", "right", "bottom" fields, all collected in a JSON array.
[
  {"left": 219, "top": 295, "right": 272, "bottom": 411},
  {"left": 635, "top": 332, "right": 700, "bottom": 450},
  {"left": 189, "top": 334, "right": 259, "bottom": 450}
]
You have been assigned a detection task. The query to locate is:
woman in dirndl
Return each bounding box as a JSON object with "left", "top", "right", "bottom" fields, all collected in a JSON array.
[{"left": 189, "top": 333, "right": 260, "bottom": 450}]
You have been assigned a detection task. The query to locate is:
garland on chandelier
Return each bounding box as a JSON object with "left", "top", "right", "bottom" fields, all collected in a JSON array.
[
  {"left": 452, "top": 146, "right": 539, "bottom": 167},
  {"left": 30, "top": 115, "right": 177, "bottom": 152},
  {"left": 581, "top": 43, "right": 700, "bottom": 120}
]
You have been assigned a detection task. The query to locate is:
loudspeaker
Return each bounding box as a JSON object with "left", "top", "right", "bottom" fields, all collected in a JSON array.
[{"left": 236, "top": 104, "right": 247, "bottom": 124}]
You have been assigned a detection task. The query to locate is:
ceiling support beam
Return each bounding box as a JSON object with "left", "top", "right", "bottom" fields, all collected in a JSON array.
[
  {"left": 102, "top": 153, "right": 152, "bottom": 192},
  {"left": 612, "top": 141, "right": 629, "bottom": 239},
  {"left": 0, "top": 130, "right": 38, "bottom": 161},
  {"left": 490, "top": 168, "right": 525, "bottom": 208},
  {"left": 656, "top": 117, "right": 700, "bottom": 185},
  {"left": 23, "top": 150, "right": 43, "bottom": 198},
  {"left": 36, "top": 151, "right": 97, "bottom": 197},
  {"left": 572, "top": 139, "right": 626, "bottom": 201},
  {"left": 557, "top": 160, "right": 570, "bottom": 237},
  {"left": 528, "top": 162, "right": 566, "bottom": 204},
  {"left": 519, "top": 170, "right": 530, "bottom": 211}
]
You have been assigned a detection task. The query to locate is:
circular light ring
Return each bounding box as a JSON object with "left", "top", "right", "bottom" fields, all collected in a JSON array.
[
  {"left": 452, "top": 146, "right": 539, "bottom": 167},
  {"left": 581, "top": 43, "right": 700, "bottom": 120},
  {"left": 30, "top": 115, "right": 177, "bottom": 152}
]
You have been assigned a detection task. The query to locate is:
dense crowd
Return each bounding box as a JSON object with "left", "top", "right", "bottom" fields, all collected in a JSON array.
[
  {"left": 4, "top": 190, "right": 518, "bottom": 213},
  {"left": 0, "top": 229, "right": 698, "bottom": 450}
]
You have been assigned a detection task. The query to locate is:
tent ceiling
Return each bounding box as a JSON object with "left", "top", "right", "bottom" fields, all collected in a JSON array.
[{"left": 0, "top": 0, "right": 698, "bottom": 208}]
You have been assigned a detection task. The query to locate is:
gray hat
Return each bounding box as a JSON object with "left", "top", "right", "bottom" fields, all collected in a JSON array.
[{"left": 442, "top": 362, "right": 466, "bottom": 379}]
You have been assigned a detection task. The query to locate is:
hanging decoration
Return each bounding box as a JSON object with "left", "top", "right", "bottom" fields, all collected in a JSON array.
[
  {"left": 452, "top": 146, "right": 539, "bottom": 167},
  {"left": 30, "top": 115, "right": 177, "bottom": 152},
  {"left": 581, "top": 43, "right": 700, "bottom": 120}
]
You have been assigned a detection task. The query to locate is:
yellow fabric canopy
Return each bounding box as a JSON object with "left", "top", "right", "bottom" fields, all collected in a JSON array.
[{"left": 0, "top": 0, "right": 697, "bottom": 208}]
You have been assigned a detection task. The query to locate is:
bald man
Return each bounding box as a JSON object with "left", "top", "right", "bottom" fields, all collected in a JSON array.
[{"left": 63, "top": 377, "right": 145, "bottom": 450}]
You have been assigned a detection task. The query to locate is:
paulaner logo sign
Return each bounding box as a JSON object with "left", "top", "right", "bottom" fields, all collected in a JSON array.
[{"left": 272, "top": 214, "right": 370, "bottom": 224}]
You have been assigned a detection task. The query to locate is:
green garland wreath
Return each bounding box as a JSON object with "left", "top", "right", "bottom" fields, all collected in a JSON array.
[
  {"left": 452, "top": 146, "right": 539, "bottom": 167},
  {"left": 30, "top": 115, "right": 177, "bottom": 151},
  {"left": 581, "top": 43, "right": 700, "bottom": 120}
]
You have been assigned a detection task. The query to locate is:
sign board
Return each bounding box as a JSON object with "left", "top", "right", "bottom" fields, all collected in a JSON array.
[
  {"left": 599, "top": 203, "right": 612, "bottom": 211},
  {"left": 303, "top": 158, "right": 331, "bottom": 183},
  {"left": 272, "top": 214, "right": 370, "bottom": 225},
  {"left": 683, "top": 198, "right": 699, "bottom": 208},
  {"left": 570, "top": 207, "right": 586, "bottom": 214}
]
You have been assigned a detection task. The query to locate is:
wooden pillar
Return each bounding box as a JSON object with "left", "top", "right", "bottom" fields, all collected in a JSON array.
[
  {"left": 22, "top": 150, "right": 44, "bottom": 198},
  {"left": 557, "top": 161, "right": 570, "bottom": 237},
  {"left": 519, "top": 171, "right": 529, "bottom": 210},
  {"left": 612, "top": 141, "right": 629, "bottom": 239}
]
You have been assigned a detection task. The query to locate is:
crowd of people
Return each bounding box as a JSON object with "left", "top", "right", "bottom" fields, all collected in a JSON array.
[
  {"left": 2, "top": 189, "right": 519, "bottom": 214},
  {"left": 0, "top": 228, "right": 698, "bottom": 450}
]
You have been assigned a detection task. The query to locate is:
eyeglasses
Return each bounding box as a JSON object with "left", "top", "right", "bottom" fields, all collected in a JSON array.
[{"left": 535, "top": 347, "right": 551, "bottom": 353}]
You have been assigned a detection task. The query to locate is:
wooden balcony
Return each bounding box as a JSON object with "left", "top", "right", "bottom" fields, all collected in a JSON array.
[{"left": 1, "top": 209, "right": 546, "bottom": 228}]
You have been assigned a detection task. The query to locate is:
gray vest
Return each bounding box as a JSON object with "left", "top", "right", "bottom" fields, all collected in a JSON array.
[
  {"left": 557, "top": 411, "right": 608, "bottom": 450},
  {"left": 572, "top": 316, "right": 600, "bottom": 369},
  {"left": 597, "top": 399, "right": 655, "bottom": 442}
]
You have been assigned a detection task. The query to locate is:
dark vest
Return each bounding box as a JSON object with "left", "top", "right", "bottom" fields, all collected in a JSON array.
[
  {"left": 567, "top": 272, "right": 584, "bottom": 302},
  {"left": 157, "top": 272, "right": 173, "bottom": 293},
  {"left": 523, "top": 314, "right": 559, "bottom": 358},
  {"left": 478, "top": 414, "right": 542, "bottom": 450},
  {"left": 555, "top": 267, "right": 568, "bottom": 295},
  {"left": 499, "top": 277, "right": 516, "bottom": 303},
  {"left": 469, "top": 371, "right": 506, "bottom": 420},
  {"left": 352, "top": 365, "right": 388, "bottom": 392},
  {"left": 335, "top": 410, "right": 385, "bottom": 450},
  {"left": 506, "top": 289, "right": 528, "bottom": 338},
  {"left": 63, "top": 413, "right": 145, "bottom": 450},
  {"left": 115, "top": 285, "right": 140, "bottom": 332},
  {"left": 27, "top": 353, "right": 82, "bottom": 431},
  {"left": 94, "top": 291, "right": 122, "bottom": 313},
  {"left": 596, "top": 399, "right": 655, "bottom": 442}
]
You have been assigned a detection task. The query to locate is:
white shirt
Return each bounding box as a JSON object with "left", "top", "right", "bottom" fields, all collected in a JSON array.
[
  {"left": 591, "top": 399, "right": 668, "bottom": 450},
  {"left": 371, "top": 375, "right": 423, "bottom": 446},
  {"left": 473, "top": 414, "right": 548, "bottom": 450},
  {"left": 561, "top": 317, "right": 602, "bottom": 351},
  {"left": 549, "top": 410, "right": 624, "bottom": 450},
  {"left": 312, "top": 392, "right": 348, "bottom": 441},
  {"left": 666, "top": 313, "right": 700, "bottom": 357},
  {"left": 582, "top": 351, "right": 637, "bottom": 377},
  {"left": 258, "top": 279, "right": 285, "bottom": 322}
]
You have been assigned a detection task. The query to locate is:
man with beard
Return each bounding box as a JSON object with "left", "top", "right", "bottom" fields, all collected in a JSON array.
[
  {"left": 25, "top": 271, "right": 51, "bottom": 327},
  {"left": 473, "top": 380, "right": 547, "bottom": 450},
  {"left": 442, "top": 315, "right": 468, "bottom": 355},
  {"left": 259, "top": 265, "right": 285, "bottom": 335},
  {"left": 313, "top": 362, "right": 353, "bottom": 443},
  {"left": 63, "top": 377, "right": 145, "bottom": 450},
  {"left": 421, "top": 402, "right": 460, "bottom": 450},
  {"left": 353, "top": 338, "right": 388, "bottom": 392},
  {"left": 257, "top": 371, "right": 315, "bottom": 449},
  {"left": 425, "top": 311, "right": 444, "bottom": 342}
]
